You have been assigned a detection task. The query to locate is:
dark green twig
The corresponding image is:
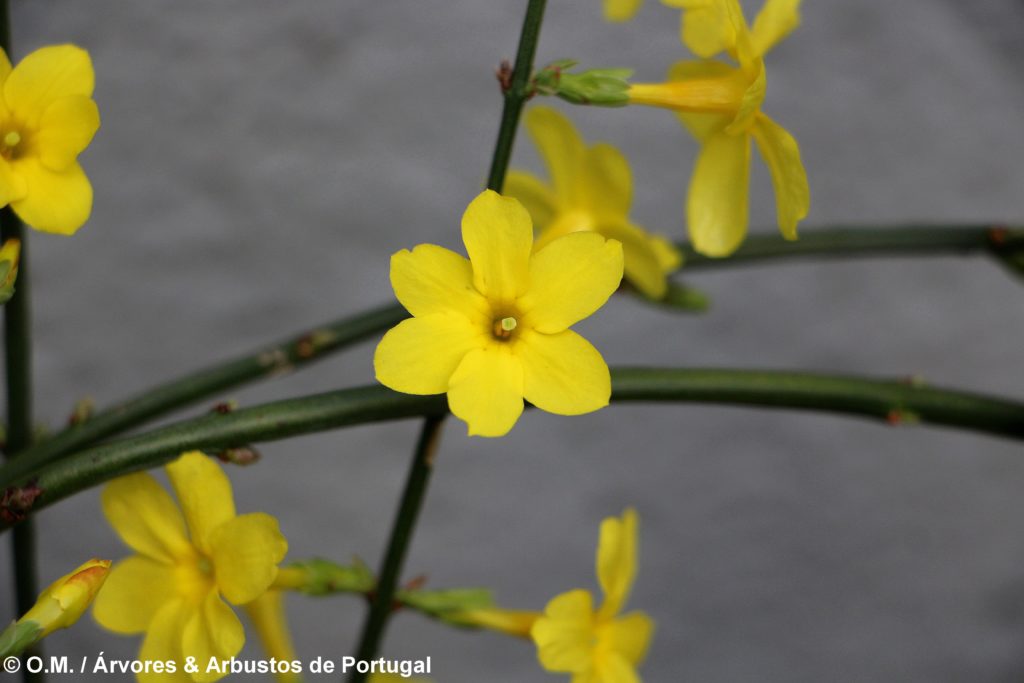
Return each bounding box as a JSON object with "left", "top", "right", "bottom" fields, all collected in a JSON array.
[
  {"left": 0, "top": 303, "right": 406, "bottom": 488},
  {"left": 0, "top": 5, "right": 42, "bottom": 678},
  {"left": 4, "top": 368, "right": 1024, "bottom": 532},
  {"left": 348, "top": 417, "right": 445, "bottom": 683},
  {"left": 486, "top": 0, "right": 548, "bottom": 192}
]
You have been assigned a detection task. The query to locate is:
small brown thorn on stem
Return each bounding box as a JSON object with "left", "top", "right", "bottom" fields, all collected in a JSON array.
[{"left": 496, "top": 59, "right": 513, "bottom": 93}]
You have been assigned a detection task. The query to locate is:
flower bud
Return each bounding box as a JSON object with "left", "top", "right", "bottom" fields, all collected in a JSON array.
[
  {"left": 21, "top": 558, "right": 111, "bottom": 637},
  {"left": 0, "top": 238, "right": 21, "bottom": 305}
]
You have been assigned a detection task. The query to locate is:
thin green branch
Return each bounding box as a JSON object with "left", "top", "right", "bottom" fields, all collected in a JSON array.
[
  {"left": 0, "top": 6, "right": 42, "bottom": 677},
  {"left": 3, "top": 368, "right": 1023, "bottom": 532},
  {"left": 679, "top": 224, "right": 1024, "bottom": 271},
  {"left": 486, "top": 0, "right": 548, "bottom": 192},
  {"left": 6, "top": 225, "right": 1019, "bottom": 491},
  {"left": 1, "top": 303, "right": 406, "bottom": 487},
  {"left": 349, "top": 416, "right": 445, "bottom": 683}
]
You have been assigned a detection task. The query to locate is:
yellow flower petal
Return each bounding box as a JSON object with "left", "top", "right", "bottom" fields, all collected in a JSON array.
[
  {"left": 605, "top": 611, "right": 655, "bottom": 665},
  {"left": 166, "top": 451, "right": 236, "bottom": 555},
  {"left": 519, "top": 232, "right": 623, "bottom": 334},
  {"left": 581, "top": 143, "right": 631, "bottom": 222},
  {"left": 447, "top": 346, "right": 524, "bottom": 437},
  {"left": 686, "top": 130, "right": 750, "bottom": 257},
  {"left": 531, "top": 589, "right": 595, "bottom": 673},
  {"left": 601, "top": 221, "right": 680, "bottom": 299},
  {"left": 453, "top": 607, "right": 540, "bottom": 638},
  {"left": 374, "top": 314, "right": 486, "bottom": 395},
  {"left": 92, "top": 556, "right": 176, "bottom": 634},
  {"left": 724, "top": 58, "right": 766, "bottom": 135},
  {"left": 244, "top": 591, "right": 301, "bottom": 683},
  {"left": 34, "top": 95, "right": 100, "bottom": 171},
  {"left": 101, "top": 472, "right": 192, "bottom": 564},
  {"left": 597, "top": 508, "right": 638, "bottom": 618},
  {"left": 461, "top": 189, "right": 533, "bottom": 304},
  {"left": 751, "top": 112, "right": 809, "bottom": 241},
  {"left": 208, "top": 512, "right": 287, "bottom": 605},
  {"left": 665, "top": 60, "right": 738, "bottom": 142},
  {"left": 390, "top": 244, "right": 489, "bottom": 321},
  {"left": 604, "top": 0, "right": 643, "bottom": 22},
  {"left": 0, "top": 48, "right": 11, "bottom": 85},
  {"left": 137, "top": 599, "right": 192, "bottom": 683},
  {"left": 524, "top": 107, "right": 585, "bottom": 206},
  {"left": 751, "top": 0, "right": 802, "bottom": 56},
  {"left": 504, "top": 169, "right": 558, "bottom": 232},
  {"left": 182, "top": 591, "right": 245, "bottom": 683},
  {"left": 518, "top": 329, "right": 611, "bottom": 416},
  {"left": 8, "top": 158, "right": 91, "bottom": 234},
  {"left": 4, "top": 45, "right": 94, "bottom": 127},
  {"left": 662, "top": 0, "right": 738, "bottom": 58},
  {"left": 0, "top": 159, "right": 26, "bottom": 210},
  {"left": 594, "top": 653, "right": 642, "bottom": 683}
]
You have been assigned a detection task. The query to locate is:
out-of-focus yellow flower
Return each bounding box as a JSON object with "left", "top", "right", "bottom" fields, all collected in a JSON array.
[
  {"left": 506, "top": 107, "right": 681, "bottom": 299},
  {"left": 244, "top": 591, "right": 301, "bottom": 683},
  {"left": 374, "top": 190, "right": 623, "bottom": 437},
  {"left": 19, "top": 558, "right": 111, "bottom": 637},
  {"left": 531, "top": 508, "right": 654, "bottom": 682},
  {"left": 0, "top": 45, "right": 99, "bottom": 235},
  {"left": 629, "top": 0, "right": 809, "bottom": 257},
  {"left": 93, "top": 451, "right": 288, "bottom": 683},
  {"left": 604, "top": 0, "right": 644, "bottom": 22}
]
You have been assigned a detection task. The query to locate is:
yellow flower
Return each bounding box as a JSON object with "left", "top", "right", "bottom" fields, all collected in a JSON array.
[
  {"left": 0, "top": 45, "right": 99, "bottom": 235},
  {"left": 19, "top": 558, "right": 111, "bottom": 638},
  {"left": 628, "top": 0, "right": 809, "bottom": 257},
  {"left": 374, "top": 189, "right": 623, "bottom": 437},
  {"left": 604, "top": 0, "right": 644, "bottom": 22},
  {"left": 506, "top": 107, "right": 681, "bottom": 299},
  {"left": 93, "top": 451, "right": 288, "bottom": 683},
  {"left": 531, "top": 508, "right": 654, "bottom": 682}
]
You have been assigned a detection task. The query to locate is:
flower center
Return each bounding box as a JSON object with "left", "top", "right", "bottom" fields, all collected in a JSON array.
[
  {"left": 492, "top": 316, "right": 518, "bottom": 340},
  {"left": 1, "top": 129, "right": 24, "bottom": 160}
]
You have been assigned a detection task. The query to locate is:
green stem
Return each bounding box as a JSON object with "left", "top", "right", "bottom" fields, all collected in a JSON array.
[
  {"left": 486, "top": 0, "right": 547, "bottom": 192},
  {"left": 0, "top": 303, "right": 406, "bottom": 488},
  {"left": 4, "top": 368, "right": 1023, "bottom": 531},
  {"left": 348, "top": 416, "right": 445, "bottom": 683},
  {"left": 0, "top": 5, "right": 41, "bottom": 677},
  {"left": 678, "top": 225, "right": 1024, "bottom": 268}
]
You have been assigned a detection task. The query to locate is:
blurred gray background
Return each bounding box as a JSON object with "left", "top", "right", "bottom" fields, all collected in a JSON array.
[{"left": 2, "top": 0, "right": 1024, "bottom": 681}]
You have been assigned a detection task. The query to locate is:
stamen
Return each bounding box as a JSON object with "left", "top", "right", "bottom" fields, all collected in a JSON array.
[
  {"left": 492, "top": 316, "right": 518, "bottom": 339},
  {"left": 3, "top": 131, "right": 20, "bottom": 148}
]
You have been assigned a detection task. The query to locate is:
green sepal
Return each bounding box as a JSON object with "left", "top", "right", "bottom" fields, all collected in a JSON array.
[
  {"left": 0, "top": 619, "right": 43, "bottom": 658},
  {"left": 398, "top": 587, "right": 496, "bottom": 627},
  {"left": 532, "top": 61, "right": 633, "bottom": 107},
  {"left": 286, "top": 558, "right": 375, "bottom": 596}
]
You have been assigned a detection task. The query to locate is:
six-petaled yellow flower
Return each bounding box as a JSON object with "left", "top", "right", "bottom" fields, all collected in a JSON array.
[
  {"left": 0, "top": 44, "right": 99, "bottom": 235},
  {"left": 531, "top": 508, "right": 654, "bottom": 683},
  {"left": 628, "top": 0, "right": 809, "bottom": 256},
  {"left": 506, "top": 107, "right": 681, "bottom": 299},
  {"left": 93, "top": 451, "right": 288, "bottom": 683},
  {"left": 374, "top": 189, "right": 623, "bottom": 437}
]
